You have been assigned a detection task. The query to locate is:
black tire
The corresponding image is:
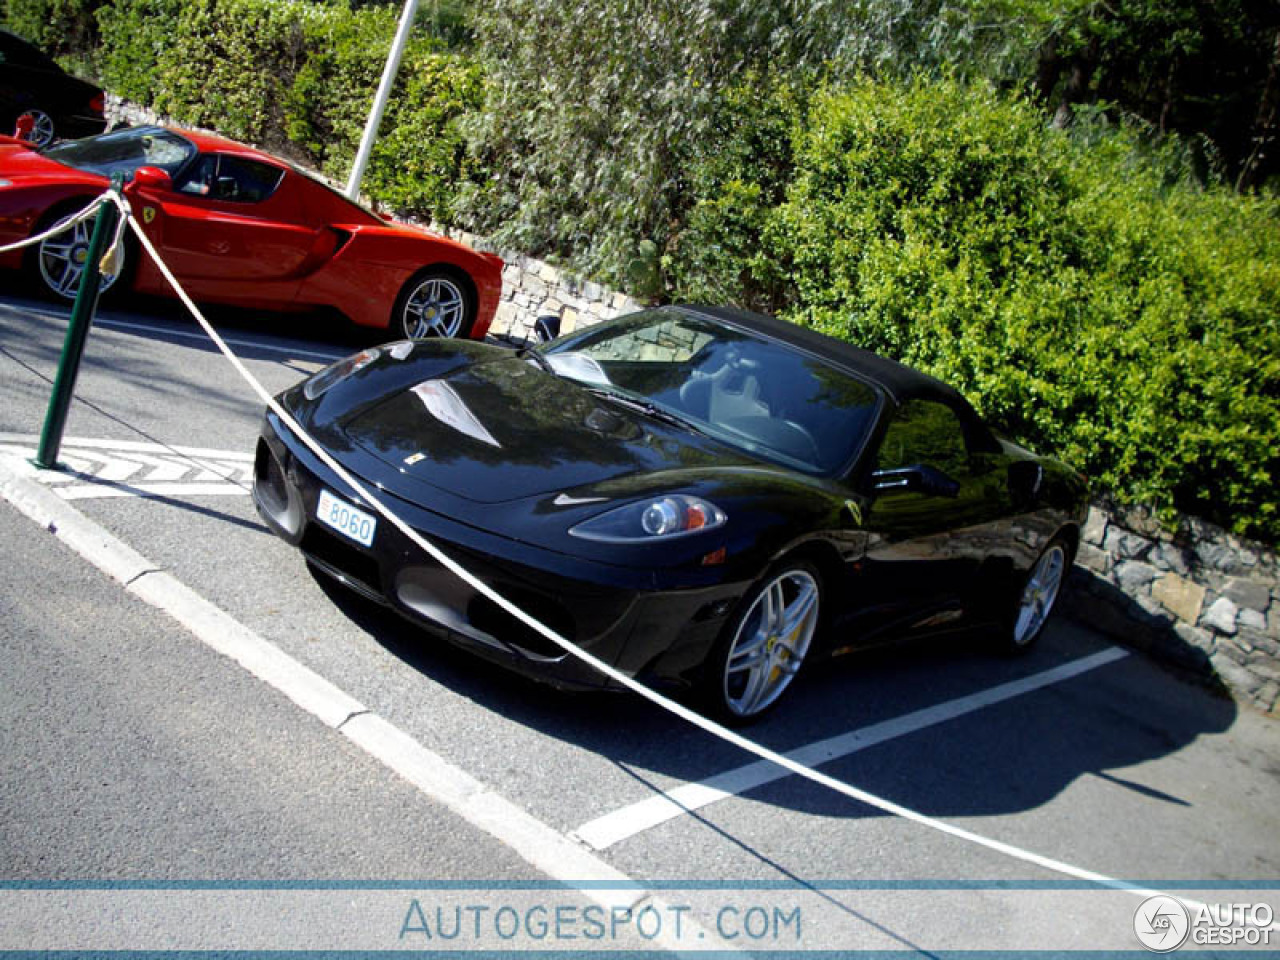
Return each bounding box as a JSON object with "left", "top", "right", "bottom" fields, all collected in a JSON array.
[
  {"left": 700, "top": 559, "right": 823, "bottom": 724},
  {"left": 27, "top": 202, "right": 131, "bottom": 303},
  {"left": 393, "top": 267, "right": 476, "bottom": 339},
  {"left": 1001, "top": 535, "right": 1072, "bottom": 653}
]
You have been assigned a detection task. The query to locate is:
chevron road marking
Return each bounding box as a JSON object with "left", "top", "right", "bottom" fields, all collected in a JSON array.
[{"left": 0, "top": 434, "right": 253, "bottom": 500}]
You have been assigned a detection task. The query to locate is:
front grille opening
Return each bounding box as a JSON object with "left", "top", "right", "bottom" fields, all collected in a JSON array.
[
  {"left": 300, "top": 525, "right": 383, "bottom": 598},
  {"left": 468, "top": 587, "right": 576, "bottom": 659}
]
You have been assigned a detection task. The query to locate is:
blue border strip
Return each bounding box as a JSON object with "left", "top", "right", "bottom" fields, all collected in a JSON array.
[
  {"left": 1, "top": 880, "right": 1277, "bottom": 891},
  {"left": 1, "top": 952, "right": 1276, "bottom": 959}
]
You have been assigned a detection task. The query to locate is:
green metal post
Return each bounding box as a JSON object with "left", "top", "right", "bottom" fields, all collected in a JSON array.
[{"left": 33, "top": 176, "right": 123, "bottom": 471}]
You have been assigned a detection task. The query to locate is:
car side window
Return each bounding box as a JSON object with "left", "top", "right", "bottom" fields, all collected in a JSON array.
[
  {"left": 876, "top": 398, "right": 971, "bottom": 477},
  {"left": 176, "top": 154, "right": 284, "bottom": 203}
]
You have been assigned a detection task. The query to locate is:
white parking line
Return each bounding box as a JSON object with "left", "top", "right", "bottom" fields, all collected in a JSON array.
[{"left": 572, "top": 646, "right": 1129, "bottom": 851}]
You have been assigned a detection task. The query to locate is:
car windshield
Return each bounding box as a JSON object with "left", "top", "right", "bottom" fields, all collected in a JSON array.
[
  {"left": 42, "top": 126, "right": 196, "bottom": 181},
  {"left": 539, "top": 308, "right": 881, "bottom": 474}
]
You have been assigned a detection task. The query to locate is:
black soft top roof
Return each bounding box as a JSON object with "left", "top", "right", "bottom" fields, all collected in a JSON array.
[{"left": 677, "top": 304, "right": 969, "bottom": 408}]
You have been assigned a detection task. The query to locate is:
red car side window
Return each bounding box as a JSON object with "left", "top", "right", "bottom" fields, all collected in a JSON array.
[{"left": 175, "top": 154, "right": 285, "bottom": 204}]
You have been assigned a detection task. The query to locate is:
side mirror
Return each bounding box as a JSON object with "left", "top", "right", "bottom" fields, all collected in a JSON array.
[
  {"left": 871, "top": 464, "right": 960, "bottom": 498},
  {"left": 130, "top": 165, "right": 172, "bottom": 192},
  {"left": 534, "top": 314, "right": 561, "bottom": 343}
]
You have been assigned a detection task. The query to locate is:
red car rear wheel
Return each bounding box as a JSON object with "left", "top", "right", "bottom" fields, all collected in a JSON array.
[{"left": 394, "top": 268, "right": 475, "bottom": 339}]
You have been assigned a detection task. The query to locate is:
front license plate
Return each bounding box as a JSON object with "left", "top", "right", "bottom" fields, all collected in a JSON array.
[{"left": 316, "top": 488, "right": 377, "bottom": 547}]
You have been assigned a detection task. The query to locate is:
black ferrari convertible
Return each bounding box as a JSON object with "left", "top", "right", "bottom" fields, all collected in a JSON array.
[{"left": 254, "top": 305, "right": 1088, "bottom": 721}]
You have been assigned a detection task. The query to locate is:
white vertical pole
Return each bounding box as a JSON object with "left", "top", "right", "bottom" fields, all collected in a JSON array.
[{"left": 345, "top": 0, "right": 422, "bottom": 200}]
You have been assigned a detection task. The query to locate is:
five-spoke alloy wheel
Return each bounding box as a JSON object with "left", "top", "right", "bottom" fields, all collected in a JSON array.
[
  {"left": 36, "top": 212, "right": 125, "bottom": 301},
  {"left": 396, "top": 269, "right": 473, "bottom": 339},
  {"left": 708, "top": 561, "right": 822, "bottom": 722},
  {"left": 1007, "top": 537, "right": 1069, "bottom": 651}
]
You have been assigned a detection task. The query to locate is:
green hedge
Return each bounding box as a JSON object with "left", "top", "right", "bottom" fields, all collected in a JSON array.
[
  {"left": 0, "top": 0, "right": 103, "bottom": 57},
  {"left": 361, "top": 49, "right": 482, "bottom": 223},
  {"left": 95, "top": 0, "right": 477, "bottom": 206},
  {"left": 675, "top": 76, "right": 1279, "bottom": 541}
]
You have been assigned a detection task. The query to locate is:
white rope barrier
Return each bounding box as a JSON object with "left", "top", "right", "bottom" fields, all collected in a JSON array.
[
  {"left": 42, "top": 186, "right": 1247, "bottom": 920},
  {"left": 0, "top": 193, "right": 113, "bottom": 255}
]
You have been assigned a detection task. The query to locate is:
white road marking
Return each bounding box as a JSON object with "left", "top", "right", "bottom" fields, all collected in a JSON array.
[
  {"left": 0, "top": 436, "right": 253, "bottom": 500},
  {"left": 106, "top": 451, "right": 192, "bottom": 483},
  {"left": 57, "top": 483, "right": 250, "bottom": 500},
  {"left": 0, "top": 433, "right": 256, "bottom": 460},
  {"left": 49, "top": 449, "right": 144, "bottom": 484},
  {"left": 572, "top": 646, "right": 1129, "bottom": 851}
]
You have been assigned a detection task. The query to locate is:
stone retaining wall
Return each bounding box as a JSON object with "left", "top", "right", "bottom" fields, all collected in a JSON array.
[
  {"left": 1069, "top": 506, "right": 1279, "bottom": 713},
  {"left": 104, "top": 96, "right": 1280, "bottom": 714}
]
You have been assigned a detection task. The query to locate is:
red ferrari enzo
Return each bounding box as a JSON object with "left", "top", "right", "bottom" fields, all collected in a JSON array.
[{"left": 0, "top": 125, "right": 504, "bottom": 339}]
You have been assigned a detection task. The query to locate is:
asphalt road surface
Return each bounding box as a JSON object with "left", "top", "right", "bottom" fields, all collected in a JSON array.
[{"left": 1, "top": 282, "right": 1277, "bottom": 954}]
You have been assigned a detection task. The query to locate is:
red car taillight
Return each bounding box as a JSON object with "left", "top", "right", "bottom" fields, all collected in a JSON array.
[{"left": 89, "top": 93, "right": 105, "bottom": 116}]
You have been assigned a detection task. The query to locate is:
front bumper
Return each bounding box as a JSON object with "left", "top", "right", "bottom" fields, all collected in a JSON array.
[{"left": 252, "top": 411, "right": 746, "bottom": 692}]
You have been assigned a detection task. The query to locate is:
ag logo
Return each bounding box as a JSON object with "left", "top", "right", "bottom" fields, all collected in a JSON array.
[
  {"left": 1134, "top": 895, "right": 1190, "bottom": 952},
  {"left": 142, "top": 206, "right": 156, "bottom": 224}
]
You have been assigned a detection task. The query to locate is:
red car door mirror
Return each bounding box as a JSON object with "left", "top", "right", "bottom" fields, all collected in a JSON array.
[{"left": 130, "top": 165, "right": 173, "bottom": 192}]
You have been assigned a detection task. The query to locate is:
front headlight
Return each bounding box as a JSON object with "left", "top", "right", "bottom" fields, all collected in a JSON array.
[
  {"left": 303, "top": 347, "right": 381, "bottom": 400},
  {"left": 569, "top": 494, "right": 726, "bottom": 543}
]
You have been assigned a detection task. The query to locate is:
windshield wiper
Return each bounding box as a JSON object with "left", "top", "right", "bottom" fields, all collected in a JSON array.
[
  {"left": 586, "top": 387, "right": 708, "bottom": 435},
  {"left": 520, "top": 346, "right": 554, "bottom": 373}
]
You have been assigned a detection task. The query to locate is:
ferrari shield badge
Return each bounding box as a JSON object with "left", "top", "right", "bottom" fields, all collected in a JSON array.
[{"left": 142, "top": 207, "right": 156, "bottom": 224}]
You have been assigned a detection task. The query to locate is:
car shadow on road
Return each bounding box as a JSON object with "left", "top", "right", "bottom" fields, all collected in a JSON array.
[
  {"left": 305, "top": 561, "right": 1239, "bottom": 826},
  {"left": 1062, "top": 565, "right": 1235, "bottom": 697}
]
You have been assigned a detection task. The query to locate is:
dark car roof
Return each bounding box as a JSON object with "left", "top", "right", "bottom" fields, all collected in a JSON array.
[
  {"left": 676, "top": 304, "right": 968, "bottom": 408},
  {"left": 0, "top": 31, "right": 61, "bottom": 70}
]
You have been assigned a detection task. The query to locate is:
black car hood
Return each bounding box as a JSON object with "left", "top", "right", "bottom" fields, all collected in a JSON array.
[{"left": 338, "top": 352, "right": 750, "bottom": 505}]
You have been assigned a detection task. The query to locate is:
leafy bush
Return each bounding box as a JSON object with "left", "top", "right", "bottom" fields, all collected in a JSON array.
[
  {"left": 148, "top": 0, "right": 311, "bottom": 148},
  {"left": 98, "top": 0, "right": 306, "bottom": 148},
  {"left": 665, "top": 71, "right": 808, "bottom": 313},
  {"left": 363, "top": 51, "right": 482, "bottom": 222},
  {"left": 1, "top": 0, "right": 104, "bottom": 57},
  {"left": 95, "top": 0, "right": 183, "bottom": 104},
  {"left": 726, "top": 76, "right": 1280, "bottom": 541},
  {"left": 96, "top": 0, "right": 477, "bottom": 205},
  {"left": 457, "top": 0, "right": 890, "bottom": 291},
  {"left": 279, "top": 2, "right": 401, "bottom": 177}
]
